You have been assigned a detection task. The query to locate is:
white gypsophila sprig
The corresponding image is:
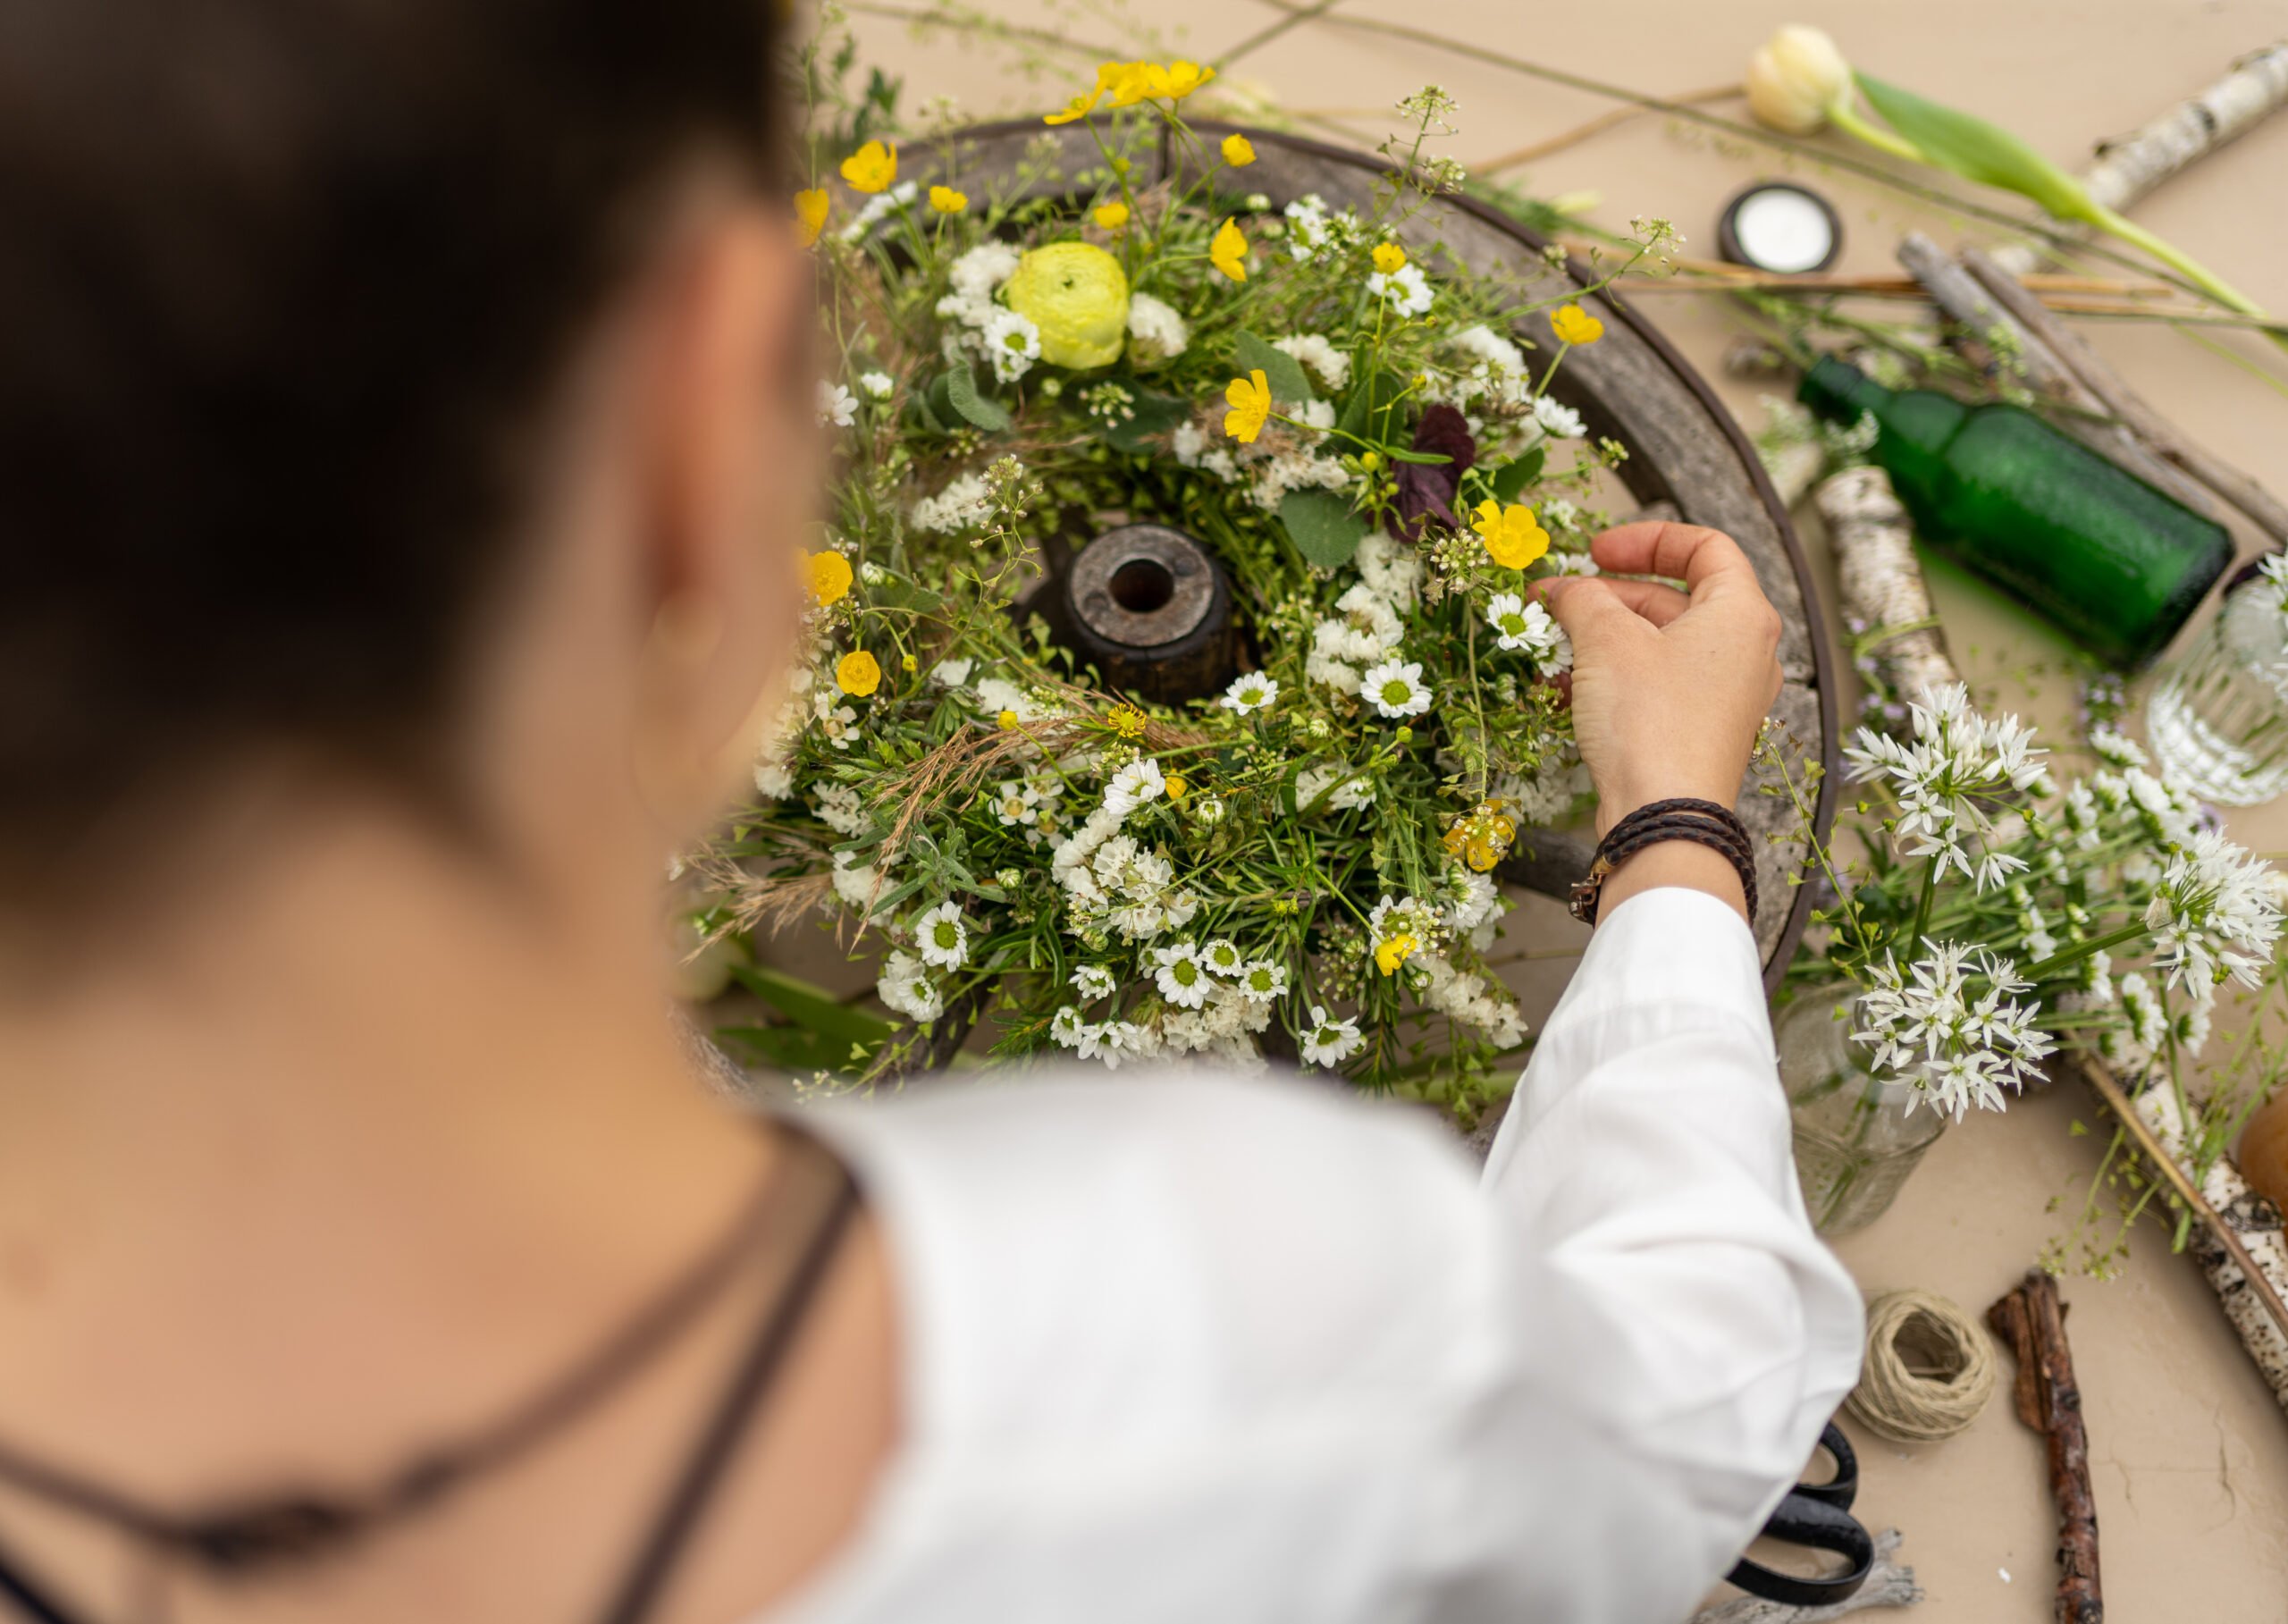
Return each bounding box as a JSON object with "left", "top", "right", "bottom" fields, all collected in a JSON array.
[
  {"left": 1850, "top": 938, "right": 2056, "bottom": 1120},
  {"left": 1842, "top": 682, "right": 2049, "bottom": 890},
  {"left": 2143, "top": 827, "right": 2284, "bottom": 991}
]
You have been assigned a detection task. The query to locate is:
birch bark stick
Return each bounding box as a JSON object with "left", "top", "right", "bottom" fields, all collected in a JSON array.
[
  {"left": 1958, "top": 246, "right": 2288, "bottom": 549},
  {"left": 1814, "top": 466, "right": 1963, "bottom": 708},
  {"left": 1988, "top": 42, "right": 2288, "bottom": 277},
  {"left": 1987, "top": 1270, "right": 2103, "bottom": 1624}
]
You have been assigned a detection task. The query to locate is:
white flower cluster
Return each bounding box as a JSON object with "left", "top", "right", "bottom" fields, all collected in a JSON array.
[
  {"left": 1413, "top": 951, "right": 1527, "bottom": 1048},
  {"left": 1851, "top": 939, "right": 2056, "bottom": 1120},
  {"left": 1843, "top": 683, "right": 2051, "bottom": 890},
  {"left": 838, "top": 180, "right": 919, "bottom": 242},
  {"left": 1049, "top": 761, "right": 1201, "bottom": 944},
  {"left": 935, "top": 242, "right": 1039, "bottom": 381},
  {"left": 911, "top": 472, "right": 994, "bottom": 534},
  {"left": 990, "top": 771, "right": 1066, "bottom": 846},
  {"left": 831, "top": 851, "right": 894, "bottom": 922},
  {"left": 1283, "top": 195, "right": 1361, "bottom": 264},
  {"left": 1306, "top": 532, "right": 1424, "bottom": 698},
  {"left": 1271, "top": 332, "right": 1351, "bottom": 392},
  {"left": 2144, "top": 826, "right": 2284, "bottom": 994},
  {"left": 1124, "top": 291, "right": 1190, "bottom": 363},
  {"left": 1047, "top": 936, "right": 1281, "bottom": 1072},
  {"left": 877, "top": 949, "right": 942, "bottom": 1023},
  {"left": 1493, "top": 758, "right": 1591, "bottom": 827},
  {"left": 812, "top": 782, "right": 867, "bottom": 836},
  {"left": 1296, "top": 762, "right": 1375, "bottom": 812}
]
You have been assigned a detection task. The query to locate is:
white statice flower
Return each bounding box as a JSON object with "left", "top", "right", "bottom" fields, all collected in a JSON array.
[
  {"left": 1271, "top": 332, "right": 1350, "bottom": 392},
  {"left": 1531, "top": 395, "right": 1586, "bottom": 439},
  {"left": 1236, "top": 960, "right": 1289, "bottom": 1002},
  {"left": 858, "top": 371, "right": 896, "bottom": 400},
  {"left": 936, "top": 240, "right": 1022, "bottom": 332},
  {"left": 1297, "top": 763, "right": 1375, "bottom": 812},
  {"left": 1354, "top": 531, "right": 1426, "bottom": 608},
  {"left": 2144, "top": 826, "right": 2284, "bottom": 991},
  {"left": 1153, "top": 942, "right": 1212, "bottom": 1009},
  {"left": 914, "top": 900, "right": 971, "bottom": 970},
  {"left": 911, "top": 473, "right": 995, "bottom": 534},
  {"left": 1070, "top": 963, "right": 1117, "bottom": 1002},
  {"left": 1850, "top": 940, "right": 2057, "bottom": 1120},
  {"left": 838, "top": 180, "right": 918, "bottom": 242},
  {"left": 1414, "top": 953, "right": 1527, "bottom": 1048},
  {"left": 1219, "top": 672, "right": 1280, "bottom": 714},
  {"left": 1298, "top": 1006, "right": 1365, "bottom": 1067},
  {"left": 1201, "top": 939, "right": 1246, "bottom": 977},
  {"left": 1360, "top": 658, "right": 1434, "bottom": 719},
  {"left": 1842, "top": 683, "right": 2049, "bottom": 890},
  {"left": 1367, "top": 262, "right": 1434, "bottom": 317},
  {"left": 815, "top": 382, "right": 858, "bottom": 428},
  {"left": 930, "top": 656, "right": 974, "bottom": 687},
  {"left": 1124, "top": 291, "right": 1190, "bottom": 363},
  {"left": 877, "top": 950, "right": 942, "bottom": 1023},
  {"left": 1102, "top": 758, "right": 1166, "bottom": 819},
  {"left": 812, "top": 783, "right": 867, "bottom": 837},
  {"left": 980, "top": 307, "right": 1041, "bottom": 383},
  {"left": 1484, "top": 593, "right": 1567, "bottom": 666}
]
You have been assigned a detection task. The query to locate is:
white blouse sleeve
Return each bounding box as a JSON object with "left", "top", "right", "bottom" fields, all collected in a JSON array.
[{"left": 787, "top": 887, "right": 1863, "bottom": 1624}]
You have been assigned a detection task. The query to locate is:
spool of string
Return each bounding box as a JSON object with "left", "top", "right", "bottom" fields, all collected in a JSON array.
[{"left": 1843, "top": 1288, "right": 1997, "bottom": 1443}]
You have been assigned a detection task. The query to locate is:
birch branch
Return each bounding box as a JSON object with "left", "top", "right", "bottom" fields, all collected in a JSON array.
[
  {"left": 1987, "top": 1270, "right": 2103, "bottom": 1624},
  {"left": 1957, "top": 245, "right": 2288, "bottom": 550},
  {"left": 1815, "top": 466, "right": 1962, "bottom": 710},
  {"left": 1687, "top": 1528, "right": 1922, "bottom": 1623},
  {"left": 1989, "top": 42, "right": 2288, "bottom": 276}
]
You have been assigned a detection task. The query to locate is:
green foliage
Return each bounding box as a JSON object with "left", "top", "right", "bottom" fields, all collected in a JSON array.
[
  {"left": 1278, "top": 488, "right": 1370, "bottom": 568},
  {"left": 1854, "top": 73, "right": 2093, "bottom": 224},
  {"left": 1232, "top": 330, "right": 1314, "bottom": 406}
]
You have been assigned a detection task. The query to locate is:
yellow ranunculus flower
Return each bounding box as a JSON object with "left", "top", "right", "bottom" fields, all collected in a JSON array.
[
  {"left": 839, "top": 140, "right": 897, "bottom": 195},
  {"left": 1003, "top": 241, "right": 1131, "bottom": 369},
  {"left": 1158, "top": 61, "right": 1215, "bottom": 99},
  {"left": 1221, "top": 132, "right": 1256, "bottom": 167},
  {"left": 1745, "top": 24, "right": 1852, "bottom": 137},
  {"left": 1092, "top": 200, "right": 1130, "bottom": 230},
  {"left": 1045, "top": 88, "right": 1104, "bottom": 126},
  {"left": 837, "top": 650, "right": 882, "bottom": 696},
  {"left": 1224, "top": 370, "right": 1271, "bottom": 443},
  {"left": 1209, "top": 216, "right": 1248, "bottom": 282},
  {"left": 928, "top": 185, "right": 968, "bottom": 214},
  {"left": 1372, "top": 242, "right": 1407, "bottom": 274},
  {"left": 1475, "top": 499, "right": 1551, "bottom": 569},
  {"left": 795, "top": 188, "right": 830, "bottom": 247},
  {"left": 1097, "top": 60, "right": 1156, "bottom": 108},
  {"left": 1551, "top": 303, "right": 1603, "bottom": 346},
  {"left": 806, "top": 551, "right": 854, "bottom": 606},
  {"left": 1375, "top": 933, "right": 1418, "bottom": 975}
]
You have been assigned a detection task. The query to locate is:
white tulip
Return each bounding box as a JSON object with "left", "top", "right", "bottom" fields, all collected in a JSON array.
[{"left": 1746, "top": 24, "right": 1852, "bottom": 137}]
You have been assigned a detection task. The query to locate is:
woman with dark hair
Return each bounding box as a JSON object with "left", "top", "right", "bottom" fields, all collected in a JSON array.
[{"left": 0, "top": 3, "right": 1859, "bottom": 1620}]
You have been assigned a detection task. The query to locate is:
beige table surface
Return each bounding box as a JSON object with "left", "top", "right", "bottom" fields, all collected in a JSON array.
[{"left": 826, "top": 3, "right": 2288, "bottom": 1614}]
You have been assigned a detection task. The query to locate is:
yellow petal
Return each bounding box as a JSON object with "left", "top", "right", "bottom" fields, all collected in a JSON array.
[
  {"left": 795, "top": 188, "right": 830, "bottom": 247},
  {"left": 1093, "top": 200, "right": 1130, "bottom": 229},
  {"left": 929, "top": 185, "right": 968, "bottom": 214},
  {"left": 806, "top": 551, "right": 854, "bottom": 605},
  {"left": 1551, "top": 303, "right": 1603, "bottom": 346},
  {"left": 1221, "top": 132, "right": 1256, "bottom": 167},
  {"left": 1210, "top": 217, "right": 1248, "bottom": 282},
  {"left": 1372, "top": 242, "right": 1407, "bottom": 273},
  {"left": 839, "top": 140, "right": 897, "bottom": 195},
  {"left": 836, "top": 650, "right": 882, "bottom": 696}
]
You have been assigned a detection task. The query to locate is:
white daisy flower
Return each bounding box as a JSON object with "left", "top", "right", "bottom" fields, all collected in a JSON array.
[
  {"left": 858, "top": 371, "right": 896, "bottom": 400},
  {"left": 1070, "top": 963, "right": 1117, "bottom": 1001},
  {"left": 1484, "top": 593, "right": 1565, "bottom": 663},
  {"left": 877, "top": 950, "right": 942, "bottom": 1023},
  {"left": 816, "top": 381, "right": 858, "bottom": 427},
  {"left": 1049, "top": 1005, "right": 1089, "bottom": 1048},
  {"left": 1201, "top": 939, "right": 1246, "bottom": 977},
  {"left": 1219, "top": 672, "right": 1280, "bottom": 714},
  {"left": 1237, "top": 960, "right": 1289, "bottom": 1001},
  {"left": 981, "top": 307, "right": 1041, "bottom": 383},
  {"left": 1298, "top": 1005, "right": 1364, "bottom": 1067},
  {"left": 1359, "top": 658, "right": 1434, "bottom": 719},
  {"left": 1153, "top": 942, "right": 1211, "bottom": 1009},
  {"left": 915, "top": 901, "right": 970, "bottom": 970}
]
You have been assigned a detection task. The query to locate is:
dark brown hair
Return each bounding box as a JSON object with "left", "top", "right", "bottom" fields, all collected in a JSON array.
[{"left": 0, "top": 0, "right": 779, "bottom": 901}]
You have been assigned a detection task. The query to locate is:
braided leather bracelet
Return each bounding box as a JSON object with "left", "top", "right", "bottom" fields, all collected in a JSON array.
[{"left": 1568, "top": 797, "right": 1758, "bottom": 927}]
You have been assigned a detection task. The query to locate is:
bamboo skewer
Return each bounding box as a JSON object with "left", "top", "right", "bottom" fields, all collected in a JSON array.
[{"left": 1987, "top": 1270, "right": 2104, "bottom": 1624}]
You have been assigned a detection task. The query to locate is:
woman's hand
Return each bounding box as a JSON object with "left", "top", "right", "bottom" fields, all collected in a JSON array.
[{"left": 1541, "top": 521, "right": 1784, "bottom": 921}]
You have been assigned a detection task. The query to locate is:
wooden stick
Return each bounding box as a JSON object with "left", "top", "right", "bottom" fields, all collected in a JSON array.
[
  {"left": 1473, "top": 83, "right": 1741, "bottom": 174},
  {"left": 1960, "top": 246, "right": 2288, "bottom": 548},
  {"left": 1987, "top": 1270, "right": 2103, "bottom": 1624}
]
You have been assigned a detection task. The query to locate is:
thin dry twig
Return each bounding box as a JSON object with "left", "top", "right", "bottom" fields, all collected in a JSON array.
[{"left": 1471, "top": 83, "right": 1742, "bottom": 174}]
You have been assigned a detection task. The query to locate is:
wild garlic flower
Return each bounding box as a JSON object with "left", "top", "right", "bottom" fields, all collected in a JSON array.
[
  {"left": 1219, "top": 671, "right": 1279, "bottom": 713},
  {"left": 1843, "top": 682, "right": 2048, "bottom": 889},
  {"left": 1153, "top": 941, "right": 1212, "bottom": 1008},
  {"left": 915, "top": 901, "right": 971, "bottom": 970},
  {"left": 2143, "top": 827, "right": 2284, "bottom": 991},
  {"left": 1360, "top": 657, "right": 1434, "bottom": 719},
  {"left": 1850, "top": 940, "right": 2056, "bottom": 1120},
  {"left": 1299, "top": 1006, "right": 1365, "bottom": 1067}
]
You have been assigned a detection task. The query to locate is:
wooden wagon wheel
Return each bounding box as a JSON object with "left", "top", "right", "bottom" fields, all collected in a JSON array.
[{"left": 925, "top": 119, "right": 1841, "bottom": 997}]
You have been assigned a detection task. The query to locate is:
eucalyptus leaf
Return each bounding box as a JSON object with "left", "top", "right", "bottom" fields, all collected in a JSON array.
[
  {"left": 1233, "top": 330, "right": 1314, "bottom": 405},
  {"left": 943, "top": 358, "right": 1014, "bottom": 432},
  {"left": 1855, "top": 72, "right": 2095, "bottom": 223},
  {"left": 1278, "top": 488, "right": 1369, "bottom": 568}
]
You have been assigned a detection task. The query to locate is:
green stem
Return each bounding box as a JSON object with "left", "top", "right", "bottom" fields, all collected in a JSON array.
[
  {"left": 1908, "top": 857, "right": 1938, "bottom": 951},
  {"left": 2088, "top": 203, "right": 2262, "bottom": 316},
  {"left": 1827, "top": 100, "right": 1927, "bottom": 165},
  {"left": 2022, "top": 920, "right": 2148, "bottom": 982}
]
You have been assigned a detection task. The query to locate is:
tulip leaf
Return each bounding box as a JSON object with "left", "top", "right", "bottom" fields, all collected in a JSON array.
[
  {"left": 1278, "top": 488, "right": 1368, "bottom": 568},
  {"left": 727, "top": 963, "right": 896, "bottom": 1046},
  {"left": 1232, "top": 330, "right": 1314, "bottom": 405},
  {"left": 1855, "top": 72, "right": 2095, "bottom": 223},
  {"left": 943, "top": 358, "right": 1014, "bottom": 433},
  {"left": 1490, "top": 445, "right": 1546, "bottom": 504}
]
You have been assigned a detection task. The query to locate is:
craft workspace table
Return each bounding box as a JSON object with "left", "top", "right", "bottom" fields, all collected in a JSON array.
[{"left": 827, "top": 2, "right": 2288, "bottom": 1613}]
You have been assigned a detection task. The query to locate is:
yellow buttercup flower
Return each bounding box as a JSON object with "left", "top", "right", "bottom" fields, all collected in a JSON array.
[
  {"left": 1375, "top": 933, "right": 1419, "bottom": 975},
  {"left": 837, "top": 650, "right": 882, "bottom": 696},
  {"left": 1003, "top": 242, "right": 1131, "bottom": 368},
  {"left": 1221, "top": 132, "right": 1256, "bottom": 167},
  {"left": 795, "top": 189, "right": 830, "bottom": 247},
  {"left": 1165, "top": 775, "right": 1189, "bottom": 800},
  {"left": 806, "top": 551, "right": 854, "bottom": 606},
  {"left": 1224, "top": 370, "right": 1272, "bottom": 443},
  {"left": 929, "top": 185, "right": 968, "bottom": 214},
  {"left": 1372, "top": 242, "right": 1407, "bottom": 274},
  {"left": 997, "top": 708, "right": 1022, "bottom": 729},
  {"left": 1209, "top": 216, "right": 1248, "bottom": 282},
  {"left": 839, "top": 140, "right": 897, "bottom": 195},
  {"left": 1045, "top": 88, "right": 1105, "bottom": 125},
  {"left": 1092, "top": 200, "right": 1131, "bottom": 230},
  {"left": 1551, "top": 303, "right": 1604, "bottom": 346},
  {"left": 1107, "top": 703, "right": 1147, "bottom": 738},
  {"left": 1158, "top": 61, "right": 1215, "bottom": 99},
  {"left": 1097, "top": 60, "right": 1156, "bottom": 107},
  {"left": 1474, "top": 500, "right": 1551, "bottom": 569}
]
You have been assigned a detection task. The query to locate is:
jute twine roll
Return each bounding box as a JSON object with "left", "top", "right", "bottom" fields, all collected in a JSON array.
[{"left": 1843, "top": 1288, "right": 1998, "bottom": 1443}]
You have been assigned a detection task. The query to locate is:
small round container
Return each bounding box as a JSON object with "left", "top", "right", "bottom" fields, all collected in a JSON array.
[{"left": 1717, "top": 181, "right": 1844, "bottom": 275}]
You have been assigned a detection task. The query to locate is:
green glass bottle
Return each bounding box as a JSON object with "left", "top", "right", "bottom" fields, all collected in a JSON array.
[{"left": 1799, "top": 356, "right": 2232, "bottom": 669}]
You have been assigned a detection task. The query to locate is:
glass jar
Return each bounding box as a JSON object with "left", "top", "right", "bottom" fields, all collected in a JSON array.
[
  {"left": 2145, "top": 576, "right": 2288, "bottom": 806},
  {"left": 1779, "top": 987, "right": 1947, "bottom": 1236}
]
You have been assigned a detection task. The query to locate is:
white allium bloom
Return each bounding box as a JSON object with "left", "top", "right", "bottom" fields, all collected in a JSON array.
[
  {"left": 1102, "top": 759, "right": 1166, "bottom": 819},
  {"left": 1298, "top": 1005, "right": 1364, "bottom": 1067},
  {"left": 812, "top": 782, "right": 866, "bottom": 836},
  {"left": 1850, "top": 940, "right": 2056, "bottom": 1120},
  {"left": 1271, "top": 332, "right": 1351, "bottom": 391},
  {"left": 1070, "top": 963, "right": 1117, "bottom": 1001},
  {"left": 1531, "top": 395, "right": 1586, "bottom": 439},
  {"left": 1842, "top": 683, "right": 2050, "bottom": 890},
  {"left": 981, "top": 307, "right": 1041, "bottom": 383},
  {"left": 2088, "top": 724, "right": 2148, "bottom": 768},
  {"left": 2144, "top": 826, "right": 2283, "bottom": 991},
  {"left": 1124, "top": 291, "right": 1190, "bottom": 362},
  {"left": 858, "top": 371, "right": 896, "bottom": 400},
  {"left": 1296, "top": 763, "right": 1375, "bottom": 812},
  {"left": 914, "top": 901, "right": 971, "bottom": 970},
  {"left": 930, "top": 657, "right": 974, "bottom": 687},
  {"left": 1201, "top": 939, "right": 1246, "bottom": 976},
  {"left": 911, "top": 473, "right": 994, "bottom": 534},
  {"left": 816, "top": 382, "right": 858, "bottom": 427},
  {"left": 1236, "top": 960, "right": 1289, "bottom": 1002},
  {"left": 1485, "top": 593, "right": 1565, "bottom": 662},
  {"left": 2117, "top": 971, "right": 2167, "bottom": 1056},
  {"left": 1367, "top": 262, "right": 1434, "bottom": 317},
  {"left": 877, "top": 950, "right": 942, "bottom": 1023},
  {"left": 1360, "top": 657, "right": 1434, "bottom": 719},
  {"left": 1219, "top": 672, "right": 1279, "bottom": 714},
  {"left": 1154, "top": 942, "right": 1212, "bottom": 1008}
]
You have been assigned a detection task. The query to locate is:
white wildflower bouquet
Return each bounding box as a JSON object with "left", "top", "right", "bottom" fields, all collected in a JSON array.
[
  {"left": 698, "top": 51, "right": 1678, "bottom": 1116},
  {"left": 1780, "top": 682, "right": 2286, "bottom": 1122}
]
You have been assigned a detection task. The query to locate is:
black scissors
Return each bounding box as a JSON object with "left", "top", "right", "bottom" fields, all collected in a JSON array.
[{"left": 1724, "top": 1421, "right": 1874, "bottom": 1607}]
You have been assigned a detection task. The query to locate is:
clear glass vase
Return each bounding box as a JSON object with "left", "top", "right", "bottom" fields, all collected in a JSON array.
[
  {"left": 1779, "top": 988, "right": 1947, "bottom": 1236},
  {"left": 2145, "top": 579, "right": 2288, "bottom": 806}
]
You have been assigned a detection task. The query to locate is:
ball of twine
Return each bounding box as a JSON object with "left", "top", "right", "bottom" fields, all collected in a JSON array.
[{"left": 1844, "top": 1288, "right": 1998, "bottom": 1443}]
